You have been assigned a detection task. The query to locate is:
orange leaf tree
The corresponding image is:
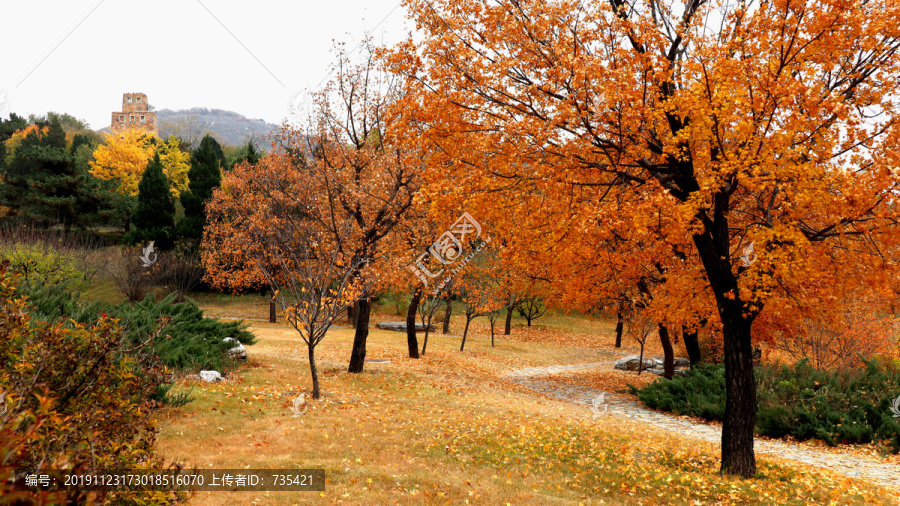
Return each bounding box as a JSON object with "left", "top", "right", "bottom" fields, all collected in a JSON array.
[
  {"left": 203, "top": 144, "right": 373, "bottom": 398},
  {"left": 298, "top": 45, "right": 419, "bottom": 373},
  {"left": 390, "top": 0, "right": 900, "bottom": 476}
]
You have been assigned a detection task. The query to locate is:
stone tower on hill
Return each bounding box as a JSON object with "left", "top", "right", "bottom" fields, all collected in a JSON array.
[{"left": 110, "top": 93, "right": 157, "bottom": 135}]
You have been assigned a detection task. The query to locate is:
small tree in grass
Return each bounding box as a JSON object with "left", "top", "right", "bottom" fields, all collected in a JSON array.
[
  {"left": 417, "top": 294, "right": 444, "bottom": 355},
  {"left": 516, "top": 296, "right": 547, "bottom": 327},
  {"left": 262, "top": 227, "right": 371, "bottom": 399},
  {"left": 626, "top": 308, "right": 656, "bottom": 375},
  {"left": 216, "top": 152, "right": 375, "bottom": 399}
]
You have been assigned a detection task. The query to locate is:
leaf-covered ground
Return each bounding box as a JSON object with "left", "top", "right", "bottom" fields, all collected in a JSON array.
[{"left": 153, "top": 302, "right": 898, "bottom": 504}]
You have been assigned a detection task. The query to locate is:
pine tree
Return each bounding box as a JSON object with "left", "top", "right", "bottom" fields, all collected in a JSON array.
[
  {"left": 245, "top": 139, "right": 260, "bottom": 164},
  {"left": 178, "top": 135, "right": 223, "bottom": 241},
  {"left": 127, "top": 153, "right": 175, "bottom": 247},
  {"left": 0, "top": 117, "right": 79, "bottom": 226}
]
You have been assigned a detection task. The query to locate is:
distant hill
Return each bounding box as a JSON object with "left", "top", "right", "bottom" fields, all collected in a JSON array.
[{"left": 156, "top": 108, "right": 282, "bottom": 147}]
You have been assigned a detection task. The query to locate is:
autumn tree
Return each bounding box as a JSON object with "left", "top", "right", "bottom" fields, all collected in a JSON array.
[
  {"left": 202, "top": 140, "right": 372, "bottom": 398},
  {"left": 90, "top": 130, "right": 189, "bottom": 198},
  {"left": 293, "top": 45, "right": 417, "bottom": 374},
  {"left": 391, "top": 0, "right": 900, "bottom": 477}
]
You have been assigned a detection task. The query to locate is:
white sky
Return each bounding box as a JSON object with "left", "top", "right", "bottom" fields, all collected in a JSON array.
[{"left": 0, "top": 0, "right": 411, "bottom": 130}]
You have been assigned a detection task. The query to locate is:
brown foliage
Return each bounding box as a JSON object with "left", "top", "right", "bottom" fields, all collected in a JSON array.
[{"left": 0, "top": 263, "right": 183, "bottom": 503}]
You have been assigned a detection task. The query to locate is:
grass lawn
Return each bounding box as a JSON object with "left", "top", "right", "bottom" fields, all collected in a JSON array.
[{"left": 153, "top": 301, "right": 895, "bottom": 505}]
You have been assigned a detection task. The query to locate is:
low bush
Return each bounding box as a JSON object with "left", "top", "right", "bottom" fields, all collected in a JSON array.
[
  {"left": 0, "top": 263, "right": 186, "bottom": 503},
  {"left": 113, "top": 293, "right": 255, "bottom": 371},
  {"left": 629, "top": 359, "right": 900, "bottom": 450},
  {"left": 0, "top": 241, "right": 85, "bottom": 290},
  {"left": 19, "top": 280, "right": 255, "bottom": 372}
]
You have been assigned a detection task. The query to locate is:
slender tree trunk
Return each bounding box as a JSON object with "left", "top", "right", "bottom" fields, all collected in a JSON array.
[
  {"left": 269, "top": 297, "right": 276, "bottom": 323},
  {"left": 309, "top": 345, "right": 320, "bottom": 399},
  {"left": 637, "top": 340, "right": 646, "bottom": 375},
  {"left": 348, "top": 298, "right": 371, "bottom": 373},
  {"left": 658, "top": 323, "right": 675, "bottom": 380},
  {"left": 460, "top": 317, "right": 472, "bottom": 351},
  {"left": 614, "top": 310, "right": 624, "bottom": 348},
  {"left": 422, "top": 318, "right": 431, "bottom": 355},
  {"left": 442, "top": 298, "right": 452, "bottom": 334},
  {"left": 504, "top": 305, "right": 513, "bottom": 335},
  {"left": 682, "top": 324, "right": 702, "bottom": 366},
  {"left": 490, "top": 319, "right": 496, "bottom": 347},
  {"left": 406, "top": 287, "right": 421, "bottom": 359}
]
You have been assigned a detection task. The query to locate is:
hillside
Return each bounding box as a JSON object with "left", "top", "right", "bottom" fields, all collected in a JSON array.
[{"left": 156, "top": 107, "right": 282, "bottom": 147}]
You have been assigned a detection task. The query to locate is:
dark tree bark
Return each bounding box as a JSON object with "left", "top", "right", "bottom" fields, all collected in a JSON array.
[
  {"left": 504, "top": 305, "right": 513, "bottom": 335},
  {"left": 720, "top": 315, "right": 756, "bottom": 476},
  {"left": 269, "top": 298, "right": 276, "bottom": 323},
  {"left": 657, "top": 323, "right": 675, "bottom": 380},
  {"left": 460, "top": 318, "right": 471, "bottom": 351},
  {"left": 614, "top": 310, "right": 624, "bottom": 348},
  {"left": 348, "top": 298, "right": 371, "bottom": 373},
  {"left": 309, "top": 345, "right": 320, "bottom": 399},
  {"left": 421, "top": 320, "right": 432, "bottom": 355},
  {"left": 488, "top": 312, "right": 499, "bottom": 347},
  {"left": 442, "top": 298, "right": 452, "bottom": 334},
  {"left": 682, "top": 324, "right": 702, "bottom": 366},
  {"left": 406, "top": 287, "right": 422, "bottom": 359},
  {"left": 349, "top": 302, "right": 359, "bottom": 329},
  {"left": 693, "top": 226, "right": 758, "bottom": 477}
]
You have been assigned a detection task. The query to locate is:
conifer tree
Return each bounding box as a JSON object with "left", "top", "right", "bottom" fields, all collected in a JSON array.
[
  {"left": 128, "top": 153, "right": 175, "bottom": 247},
  {"left": 178, "top": 135, "right": 223, "bottom": 240}
]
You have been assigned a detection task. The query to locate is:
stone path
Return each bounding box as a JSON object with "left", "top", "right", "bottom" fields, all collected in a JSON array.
[{"left": 506, "top": 362, "right": 900, "bottom": 491}]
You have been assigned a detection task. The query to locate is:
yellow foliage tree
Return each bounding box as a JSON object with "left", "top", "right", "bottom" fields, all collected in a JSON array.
[
  {"left": 156, "top": 137, "right": 190, "bottom": 197},
  {"left": 90, "top": 129, "right": 190, "bottom": 197}
]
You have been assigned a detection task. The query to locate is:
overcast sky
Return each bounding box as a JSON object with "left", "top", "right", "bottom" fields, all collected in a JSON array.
[{"left": 0, "top": 0, "right": 411, "bottom": 130}]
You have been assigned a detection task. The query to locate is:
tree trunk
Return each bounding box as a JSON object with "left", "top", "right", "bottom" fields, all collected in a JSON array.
[
  {"left": 406, "top": 287, "right": 421, "bottom": 359},
  {"left": 308, "top": 345, "right": 320, "bottom": 399},
  {"left": 614, "top": 310, "right": 624, "bottom": 348},
  {"left": 637, "top": 341, "right": 646, "bottom": 375},
  {"left": 490, "top": 320, "right": 495, "bottom": 347},
  {"left": 349, "top": 302, "right": 359, "bottom": 329},
  {"left": 348, "top": 298, "right": 371, "bottom": 373},
  {"left": 442, "top": 298, "right": 452, "bottom": 334},
  {"left": 720, "top": 315, "right": 757, "bottom": 476},
  {"left": 682, "top": 324, "right": 702, "bottom": 366},
  {"left": 692, "top": 230, "right": 758, "bottom": 478},
  {"left": 269, "top": 298, "right": 276, "bottom": 323},
  {"left": 421, "top": 318, "right": 431, "bottom": 355},
  {"left": 460, "top": 318, "right": 471, "bottom": 351},
  {"left": 504, "top": 305, "right": 513, "bottom": 335},
  {"left": 658, "top": 323, "right": 675, "bottom": 380}
]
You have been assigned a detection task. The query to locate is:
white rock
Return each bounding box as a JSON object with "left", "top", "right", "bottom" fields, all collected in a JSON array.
[
  {"left": 375, "top": 322, "right": 435, "bottom": 332},
  {"left": 614, "top": 355, "right": 656, "bottom": 371},
  {"left": 199, "top": 370, "right": 223, "bottom": 382},
  {"left": 223, "top": 337, "right": 247, "bottom": 361},
  {"left": 651, "top": 356, "right": 691, "bottom": 368}
]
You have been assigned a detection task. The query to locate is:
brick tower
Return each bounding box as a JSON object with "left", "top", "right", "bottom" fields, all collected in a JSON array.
[{"left": 110, "top": 93, "right": 157, "bottom": 135}]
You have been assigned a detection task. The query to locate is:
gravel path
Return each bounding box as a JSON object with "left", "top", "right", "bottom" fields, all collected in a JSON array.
[{"left": 506, "top": 362, "right": 900, "bottom": 491}]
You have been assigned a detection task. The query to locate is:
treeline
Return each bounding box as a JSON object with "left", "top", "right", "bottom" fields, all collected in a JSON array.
[{"left": 0, "top": 112, "right": 260, "bottom": 248}]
